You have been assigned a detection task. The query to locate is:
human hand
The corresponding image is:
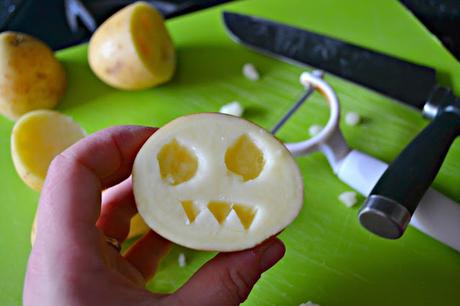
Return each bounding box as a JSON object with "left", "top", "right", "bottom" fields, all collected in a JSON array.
[{"left": 23, "top": 126, "right": 285, "bottom": 306}]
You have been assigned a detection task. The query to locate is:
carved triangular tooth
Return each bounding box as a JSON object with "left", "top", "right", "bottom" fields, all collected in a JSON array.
[
  {"left": 207, "top": 201, "right": 232, "bottom": 224},
  {"left": 181, "top": 200, "right": 200, "bottom": 224},
  {"left": 233, "top": 204, "right": 257, "bottom": 230}
]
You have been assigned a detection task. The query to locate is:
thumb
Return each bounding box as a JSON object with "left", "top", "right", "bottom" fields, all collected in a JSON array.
[{"left": 168, "top": 238, "right": 285, "bottom": 306}]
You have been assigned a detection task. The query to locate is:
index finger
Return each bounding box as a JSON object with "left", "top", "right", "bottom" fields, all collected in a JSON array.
[{"left": 36, "top": 126, "right": 156, "bottom": 251}]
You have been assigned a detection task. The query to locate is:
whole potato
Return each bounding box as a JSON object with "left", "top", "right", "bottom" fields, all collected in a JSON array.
[
  {"left": 0, "top": 32, "right": 66, "bottom": 120},
  {"left": 88, "top": 2, "right": 176, "bottom": 90}
]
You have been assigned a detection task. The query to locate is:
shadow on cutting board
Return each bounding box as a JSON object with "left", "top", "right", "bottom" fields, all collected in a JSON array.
[{"left": 57, "top": 55, "right": 114, "bottom": 111}]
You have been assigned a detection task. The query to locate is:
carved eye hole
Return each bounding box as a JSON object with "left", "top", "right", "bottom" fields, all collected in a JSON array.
[
  {"left": 225, "top": 134, "right": 265, "bottom": 181},
  {"left": 157, "top": 139, "right": 198, "bottom": 185}
]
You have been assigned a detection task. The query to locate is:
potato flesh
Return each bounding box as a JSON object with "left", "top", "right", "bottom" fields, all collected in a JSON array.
[
  {"left": 157, "top": 139, "right": 198, "bottom": 185},
  {"left": 207, "top": 201, "right": 232, "bottom": 224},
  {"left": 225, "top": 134, "right": 265, "bottom": 181},
  {"left": 127, "top": 213, "right": 150, "bottom": 239},
  {"left": 233, "top": 204, "right": 257, "bottom": 230},
  {"left": 181, "top": 200, "right": 200, "bottom": 224},
  {"left": 11, "top": 110, "right": 85, "bottom": 191},
  {"left": 158, "top": 134, "right": 262, "bottom": 229},
  {"left": 133, "top": 113, "right": 304, "bottom": 251},
  {"left": 207, "top": 202, "right": 256, "bottom": 229},
  {"left": 131, "top": 5, "right": 175, "bottom": 80}
]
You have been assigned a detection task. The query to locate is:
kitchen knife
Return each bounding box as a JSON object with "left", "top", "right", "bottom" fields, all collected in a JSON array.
[{"left": 223, "top": 12, "right": 460, "bottom": 241}]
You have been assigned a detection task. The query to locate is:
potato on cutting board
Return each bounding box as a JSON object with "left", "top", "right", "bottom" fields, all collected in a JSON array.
[
  {"left": 0, "top": 32, "right": 66, "bottom": 120},
  {"left": 88, "top": 1, "right": 176, "bottom": 90},
  {"left": 133, "top": 113, "right": 304, "bottom": 251},
  {"left": 11, "top": 110, "right": 85, "bottom": 191}
]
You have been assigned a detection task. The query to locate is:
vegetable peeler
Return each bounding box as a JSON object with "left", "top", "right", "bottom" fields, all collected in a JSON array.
[{"left": 275, "top": 71, "right": 460, "bottom": 252}]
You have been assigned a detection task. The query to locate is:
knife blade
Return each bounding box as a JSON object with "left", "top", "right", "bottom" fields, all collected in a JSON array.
[
  {"left": 222, "top": 11, "right": 460, "bottom": 242},
  {"left": 223, "top": 11, "right": 437, "bottom": 110}
]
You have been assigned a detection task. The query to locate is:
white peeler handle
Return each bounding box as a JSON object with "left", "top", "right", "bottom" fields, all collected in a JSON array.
[{"left": 336, "top": 150, "right": 460, "bottom": 252}]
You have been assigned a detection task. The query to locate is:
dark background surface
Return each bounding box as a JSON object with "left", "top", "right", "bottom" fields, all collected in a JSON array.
[
  {"left": 0, "top": 0, "right": 459, "bottom": 61},
  {"left": 401, "top": 0, "right": 460, "bottom": 61},
  {"left": 0, "top": 0, "right": 232, "bottom": 49}
]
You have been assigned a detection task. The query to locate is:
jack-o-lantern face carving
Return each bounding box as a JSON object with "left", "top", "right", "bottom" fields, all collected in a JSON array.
[{"left": 133, "top": 113, "right": 304, "bottom": 251}]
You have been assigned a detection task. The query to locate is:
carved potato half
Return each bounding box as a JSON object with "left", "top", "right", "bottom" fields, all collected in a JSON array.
[{"left": 133, "top": 113, "right": 304, "bottom": 251}]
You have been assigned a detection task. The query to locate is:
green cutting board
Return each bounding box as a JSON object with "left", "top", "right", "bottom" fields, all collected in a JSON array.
[{"left": 2, "top": 0, "right": 460, "bottom": 305}]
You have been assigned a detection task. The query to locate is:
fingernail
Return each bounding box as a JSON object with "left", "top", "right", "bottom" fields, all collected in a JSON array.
[{"left": 258, "top": 239, "right": 285, "bottom": 272}]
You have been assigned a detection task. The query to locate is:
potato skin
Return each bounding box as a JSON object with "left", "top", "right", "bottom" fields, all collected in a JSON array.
[{"left": 0, "top": 32, "right": 66, "bottom": 120}]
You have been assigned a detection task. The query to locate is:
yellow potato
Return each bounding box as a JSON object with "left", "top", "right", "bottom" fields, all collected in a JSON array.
[
  {"left": 127, "top": 213, "right": 150, "bottom": 239},
  {"left": 11, "top": 110, "right": 85, "bottom": 191},
  {"left": 0, "top": 32, "right": 66, "bottom": 120},
  {"left": 31, "top": 213, "right": 149, "bottom": 246},
  {"left": 88, "top": 2, "right": 176, "bottom": 90}
]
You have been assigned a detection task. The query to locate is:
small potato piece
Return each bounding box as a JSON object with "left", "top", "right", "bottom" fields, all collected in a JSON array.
[
  {"left": 31, "top": 212, "right": 37, "bottom": 245},
  {"left": 178, "top": 253, "right": 187, "bottom": 267},
  {"left": 11, "top": 110, "right": 85, "bottom": 191},
  {"left": 308, "top": 124, "right": 323, "bottom": 137},
  {"left": 88, "top": 2, "right": 175, "bottom": 90},
  {"left": 219, "top": 101, "right": 244, "bottom": 117},
  {"left": 0, "top": 32, "right": 66, "bottom": 120},
  {"left": 300, "top": 302, "right": 320, "bottom": 306},
  {"left": 338, "top": 191, "right": 358, "bottom": 208},
  {"left": 345, "top": 111, "right": 361, "bottom": 126},
  {"left": 242, "top": 63, "right": 260, "bottom": 81}
]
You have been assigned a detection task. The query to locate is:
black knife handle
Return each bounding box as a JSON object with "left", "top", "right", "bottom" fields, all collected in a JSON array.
[{"left": 359, "top": 109, "right": 460, "bottom": 239}]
